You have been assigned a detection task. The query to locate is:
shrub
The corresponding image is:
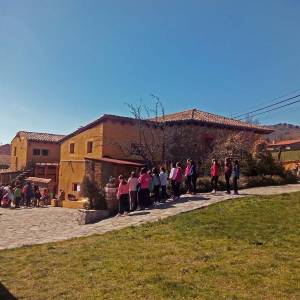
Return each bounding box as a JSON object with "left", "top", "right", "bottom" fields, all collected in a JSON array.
[
  {"left": 80, "top": 176, "right": 107, "bottom": 210},
  {"left": 283, "top": 171, "right": 298, "bottom": 184}
]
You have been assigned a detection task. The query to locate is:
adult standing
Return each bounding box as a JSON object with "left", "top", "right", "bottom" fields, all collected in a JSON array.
[
  {"left": 185, "top": 159, "right": 192, "bottom": 193},
  {"left": 138, "top": 167, "right": 152, "bottom": 210},
  {"left": 224, "top": 158, "right": 233, "bottom": 194},
  {"left": 159, "top": 167, "right": 168, "bottom": 201},
  {"left": 151, "top": 168, "right": 161, "bottom": 205},
  {"left": 169, "top": 162, "right": 177, "bottom": 199},
  {"left": 13, "top": 185, "right": 22, "bottom": 208},
  {"left": 173, "top": 162, "right": 183, "bottom": 200},
  {"left": 232, "top": 160, "right": 240, "bottom": 195},
  {"left": 24, "top": 182, "right": 33, "bottom": 207},
  {"left": 190, "top": 160, "right": 197, "bottom": 195},
  {"left": 117, "top": 175, "right": 130, "bottom": 216},
  {"left": 211, "top": 159, "right": 220, "bottom": 194},
  {"left": 128, "top": 172, "right": 139, "bottom": 211}
]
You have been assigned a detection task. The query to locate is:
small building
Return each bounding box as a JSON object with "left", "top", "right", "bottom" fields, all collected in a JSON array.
[
  {"left": 59, "top": 109, "right": 272, "bottom": 199},
  {"left": 267, "top": 138, "right": 300, "bottom": 151},
  {"left": 0, "top": 131, "right": 64, "bottom": 193}
]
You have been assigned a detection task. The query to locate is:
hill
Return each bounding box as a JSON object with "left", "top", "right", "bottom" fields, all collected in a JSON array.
[
  {"left": 265, "top": 123, "right": 300, "bottom": 142},
  {"left": 0, "top": 144, "right": 11, "bottom": 155}
]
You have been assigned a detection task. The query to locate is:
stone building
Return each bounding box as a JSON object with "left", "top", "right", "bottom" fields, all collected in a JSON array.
[{"left": 59, "top": 109, "right": 272, "bottom": 198}]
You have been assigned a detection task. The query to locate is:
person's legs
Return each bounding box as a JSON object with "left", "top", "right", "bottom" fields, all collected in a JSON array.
[
  {"left": 174, "top": 182, "right": 180, "bottom": 198},
  {"left": 233, "top": 177, "right": 239, "bottom": 194},
  {"left": 211, "top": 177, "right": 215, "bottom": 192},
  {"left": 215, "top": 176, "right": 219, "bottom": 191},
  {"left": 186, "top": 176, "right": 192, "bottom": 193},
  {"left": 26, "top": 196, "right": 31, "bottom": 207},
  {"left": 119, "top": 195, "right": 125, "bottom": 214},
  {"left": 124, "top": 194, "right": 130, "bottom": 213},
  {"left": 191, "top": 176, "right": 197, "bottom": 194},
  {"left": 15, "top": 196, "right": 20, "bottom": 208},
  {"left": 161, "top": 185, "right": 167, "bottom": 201},
  {"left": 171, "top": 180, "right": 176, "bottom": 199},
  {"left": 154, "top": 185, "right": 160, "bottom": 203},
  {"left": 130, "top": 191, "right": 137, "bottom": 211},
  {"left": 225, "top": 175, "right": 231, "bottom": 193}
]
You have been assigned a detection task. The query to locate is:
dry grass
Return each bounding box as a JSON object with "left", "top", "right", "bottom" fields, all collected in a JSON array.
[{"left": 1, "top": 192, "right": 300, "bottom": 299}]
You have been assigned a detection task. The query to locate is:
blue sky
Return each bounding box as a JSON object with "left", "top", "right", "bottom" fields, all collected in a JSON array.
[{"left": 1, "top": 0, "right": 300, "bottom": 143}]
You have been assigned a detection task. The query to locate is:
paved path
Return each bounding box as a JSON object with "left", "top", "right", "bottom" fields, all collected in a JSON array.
[{"left": 1, "top": 184, "right": 300, "bottom": 250}]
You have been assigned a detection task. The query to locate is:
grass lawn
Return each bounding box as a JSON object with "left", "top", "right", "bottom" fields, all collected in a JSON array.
[{"left": 1, "top": 193, "right": 300, "bottom": 300}]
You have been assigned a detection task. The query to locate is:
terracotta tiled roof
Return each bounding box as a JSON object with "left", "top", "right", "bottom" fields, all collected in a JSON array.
[
  {"left": 16, "top": 131, "right": 65, "bottom": 143},
  {"left": 61, "top": 108, "right": 272, "bottom": 143},
  {"left": 268, "top": 138, "right": 300, "bottom": 147},
  {"left": 152, "top": 109, "right": 273, "bottom": 134}
]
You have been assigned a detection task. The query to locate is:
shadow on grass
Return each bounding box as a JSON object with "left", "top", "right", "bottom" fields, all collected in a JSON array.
[{"left": 0, "top": 282, "right": 18, "bottom": 300}]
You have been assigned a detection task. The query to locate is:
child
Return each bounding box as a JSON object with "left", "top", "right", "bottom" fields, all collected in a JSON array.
[
  {"left": 190, "top": 160, "right": 197, "bottom": 195},
  {"left": 151, "top": 168, "right": 161, "bottom": 205},
  {"left": 185, "top": 159, "right": 192, "bottom": 193},
  {"left": 224, "top": 158, "right": 232, "bottom": 194},
  {"left": 211, "top": 159, "right": 220, "bottom": 194},
  {"left": 14, "top": 185, "right": 22, "bottom": 208},
  {"left": 128, "top": 172, "right": 139, "bottom": 211},
  {"left": 117, "top": 175, "right": 130, "bottom": 216},
  {"left": 173, "top": 162, "right": 183, "bottom": 200},
  {"left": 1, "top": 192, "right": 10, "bottom": 208},
  {"left": 232, "top": 160, "right": 240, "bottom": 195},
  {"left": 169, "top": 162, "right": 177, "bottom": 199},
  {"left": 34, "top": 186, "right": 42, "bottom": 207},
  {"left": 159, "top": 167, "right": 168, "bottom": 201}
]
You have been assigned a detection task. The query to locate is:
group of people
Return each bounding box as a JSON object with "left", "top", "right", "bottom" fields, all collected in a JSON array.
[
  {"left": 0, "top": 181, "right": 50, "bottom": 208},
  {"left": 116, "top": 158, "right": 241, "bottom": 216}
]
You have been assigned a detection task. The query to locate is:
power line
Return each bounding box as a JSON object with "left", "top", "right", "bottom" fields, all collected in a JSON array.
[
  {"left": 234, "top": 94, "right": 300, "bottom": 119},
  {"left": 231, "top": 88, "right": 300, "bottom": 118},
  {"left": 239, "top": 97, "right": 300, "bottom": 121},
  {"left": 255, "top": 103, "right": 300, "bottom": 124}
]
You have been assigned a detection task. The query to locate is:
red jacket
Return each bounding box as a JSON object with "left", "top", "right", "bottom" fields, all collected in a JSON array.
[{"left": 211, "top": 164, "right": 219, "bottom": 177}]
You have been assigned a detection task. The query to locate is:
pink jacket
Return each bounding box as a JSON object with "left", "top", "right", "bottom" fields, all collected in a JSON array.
[
  {"left": 138, "top": 173, "right": 152, "bottom": 189},
  {"left": 185, "top": 165, "right": 192, "bottom": 177},
  {"left": 174, "top": 167, "right": 183, "bottom": 183},
  {"left": 117, "top": 182, "right": 129, "bottom": 199}
]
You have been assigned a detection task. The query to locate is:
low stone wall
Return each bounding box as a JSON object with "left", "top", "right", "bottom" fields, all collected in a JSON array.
[
  {"left": 62, "top": 199, "right": 87, "bottom": 209},
  {"left": 76, "top": 209, "right": 110, "bottom": 225}
]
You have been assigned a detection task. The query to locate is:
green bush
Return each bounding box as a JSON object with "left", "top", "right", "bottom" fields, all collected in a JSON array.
[{"left": 80, "top": 176, "right": 107, "bottom": 210}]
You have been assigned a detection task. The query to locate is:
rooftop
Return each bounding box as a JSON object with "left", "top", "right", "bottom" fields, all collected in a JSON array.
[
  {"left": 269, "top": 138, "right": 300, "bottom": 147},
  {"left": 151, "top": 109, "right": 273, "bottom": 133},
  {"left": 16, "top": 131, "right": 65, "bottom": 143},
  {"left": 60, "top": 108, "right": 273, "bottom": 142}
]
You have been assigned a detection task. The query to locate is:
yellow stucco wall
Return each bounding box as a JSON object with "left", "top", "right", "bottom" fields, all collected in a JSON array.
[
  {"left": 59, "top": 160, "right": 86, "bottom": 199},
  {"left": 10, "top": 136, "right": 28, "bottom": 171},
  {"left": 102, "top": 120, "right": 162, "bottom": 161},
  {"left": 27, "top": 142, "right": 61, "bottom": 164},
  {"left": 59, "top": 124, "right": 104, "bottom": 196},
  {"left": 60, "top": 123, "right": 103, "bottom": 161}
]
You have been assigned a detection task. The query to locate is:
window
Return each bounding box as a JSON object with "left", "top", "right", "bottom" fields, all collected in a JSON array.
[
  {"left": 72, "top": 183, "right": 80, "bottom": 192},
  {"left": 33, "top": 149, "right": 40, "bottom": 156},
  {"left": 42, "top": 149, "right": 49, "bottom": 156},
  {"left": 70, "top": 143, "right": 75, "bottom": 154},
  {"left": 14, "top": 147, "right": 17, "bottom": 156},
  {"left": 87, "top": 141, "right": 93, "bottom": 153}
]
